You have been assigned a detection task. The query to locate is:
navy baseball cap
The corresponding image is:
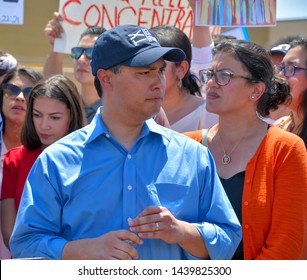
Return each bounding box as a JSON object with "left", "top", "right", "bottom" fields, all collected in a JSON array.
[{"left": 91, "top": 25, "right": 186, "bottom": 75}]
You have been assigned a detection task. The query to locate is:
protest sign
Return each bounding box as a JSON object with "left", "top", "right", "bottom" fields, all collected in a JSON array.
[
  {"left": 0, "top": 0, "right": 24, "bottom": 25},
  {"left": 195, "top": 0, "right": 276, "bottom": 27},
  {"left": 55, "top": 0, "right": 193, "bottom": 54}
]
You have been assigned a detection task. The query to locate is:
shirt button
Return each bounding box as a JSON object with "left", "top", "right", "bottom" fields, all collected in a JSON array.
[
  {"left": 244, "top": 201, "right": 249, "bottom": 206},
  {"left": 244, "top": 224, "right": 249, "bottom": 229},
  {"left": 127, "top": 154, "right": 132, "bottom": 159},
  {"left": 105, "top": 133, "right": 110, "bottom": 138},
  {"left": 128, "top": 185, "right": 133, "bottom": 191},
  {"left": 246, "top": 179, "right": 251, "bottom": 183}
]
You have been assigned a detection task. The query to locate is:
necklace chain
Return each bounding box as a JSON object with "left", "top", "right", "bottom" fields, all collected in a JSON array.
[{"left": 217, "top": 131, "right": 245, "bottom": 165}]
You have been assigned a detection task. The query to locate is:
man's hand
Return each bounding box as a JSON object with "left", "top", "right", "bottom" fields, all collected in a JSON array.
[
  {"left": 44, "top": 12, "right": 64, "bottom": 48},
  {"left": 128, "top": 206, "right": 185, "bottom": 244},
  {"left": 62, "top": 230, "right": 143, "bottom": 260}
]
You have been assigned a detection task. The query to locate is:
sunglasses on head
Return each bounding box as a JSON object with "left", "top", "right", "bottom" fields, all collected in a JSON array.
[
  {"left": 71, "top": 47, "right": 93, "bottom": 60},
  {"left": 1, "top": 83, "right": 32, "bottom": 98}
]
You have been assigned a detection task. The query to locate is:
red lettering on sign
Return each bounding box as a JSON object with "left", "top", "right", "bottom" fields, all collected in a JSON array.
[
  {"left": 181, "top": 9, "right": 193, "bottom": 39},
  {"left": 141, "top": 0, "right": 163, "bottom": 7},
  {"left": 84, "top": 5, "right": 100, "bottom": 27},
  {"left": 62, "top": 0, "right": 81, "bottom": 26},
  {"left": 151, "top": 9, "right": 164, "bottom": 26},
  {"left": 121, "top": 0, "right": 131, "bottom": 5},
  {"left": 61, "top": 1, "right": 193, "bottom": 39},
  {"left": 137, "top": 8, "right": 151, "bottom": 26},
  {"left": 172, "top": 8, "right": 185, "bottom": 28},
  {"left": 101, "top": 5, "right": 115, "bottom": 28}
]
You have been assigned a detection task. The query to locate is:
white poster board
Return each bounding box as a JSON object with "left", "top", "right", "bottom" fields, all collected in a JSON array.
[
  {"left": 0, "top": 0, "right": 24, "bottom": 25},
  {"left": 54, "top": 0, "right": 193, "bottom": 54}
]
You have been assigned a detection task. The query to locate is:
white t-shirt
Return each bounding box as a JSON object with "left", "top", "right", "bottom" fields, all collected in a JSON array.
[{"left": 171, "top": 103, "right": 218, "bottom": 133}]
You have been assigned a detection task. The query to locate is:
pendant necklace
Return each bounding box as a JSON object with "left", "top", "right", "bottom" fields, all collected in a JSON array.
[{"left": 217, "top": 131, "right": 246, "bottom": 165}]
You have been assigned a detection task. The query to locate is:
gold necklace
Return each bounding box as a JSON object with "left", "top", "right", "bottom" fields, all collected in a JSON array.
[{"left": 217, "top": 131, "right": 245, "bottom": 165}]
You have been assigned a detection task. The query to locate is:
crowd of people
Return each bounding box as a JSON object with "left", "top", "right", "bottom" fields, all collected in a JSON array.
[{"left": 0, "top": 0, "right": 306, "bottom": 260}]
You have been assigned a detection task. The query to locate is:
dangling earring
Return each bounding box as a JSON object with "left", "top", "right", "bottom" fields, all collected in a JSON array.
[{"left": 178, "top": 78, "right": 182, "bottom": 89}]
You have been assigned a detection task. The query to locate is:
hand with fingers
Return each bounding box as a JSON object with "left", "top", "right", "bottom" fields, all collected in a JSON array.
[
  {"left": 128, "top": 206, "right": 208, "bottom": 258},
  {"left": 62, "top": 229, "right": 143, "bottom": 260},
  {"left": 44, "top": 12, "right": 64, "bottom": 48},
  {"left": 128, "top": 206, "right": 184, "bottom": 244}
]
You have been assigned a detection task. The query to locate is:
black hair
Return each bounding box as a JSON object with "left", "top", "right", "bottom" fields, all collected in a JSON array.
[
  {"left": 268, "top": 35, "right": 302, "bottom": 50},
  {"left": 213, "top": 40, "right": 291, "bottom": 117},
  {"left": 80, "top": 26, "right": 107, "bottom": 98},
  {"left": 94, "top": 76, "right": 102, "bottom": 98},
  {"left": 288, "top": 37, "right": 307, "bottom": 147},
  {"left": 212, "top": 34, "right": 237, "bottom": 46},
  {"left": 150, "top": 24, "right": 202, "bottom": 96},
  {"left": 0, "top": 66, "right": 43, "bottom": 131},
  {"left": 93, "top": 65, "right": 121, "bottom": 98},
  {"left": 22, "top": 74, "right": 85, "bottom": 150},
  {"left": 80, "top": 26, "right": 107, "bottom": 40}
]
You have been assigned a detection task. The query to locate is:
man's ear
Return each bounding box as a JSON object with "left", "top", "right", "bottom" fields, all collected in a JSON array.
[{"left": 97, "top": 69, "right": 111, "bottom": 88}]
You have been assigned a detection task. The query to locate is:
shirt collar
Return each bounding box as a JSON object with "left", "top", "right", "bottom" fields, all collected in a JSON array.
[{"left": 83, "top": 107, "right": 171, "bottom": 145}]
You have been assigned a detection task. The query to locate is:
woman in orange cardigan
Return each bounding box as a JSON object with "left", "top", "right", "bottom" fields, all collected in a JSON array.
[{"left": 185, "top": 40, "right": 307, "bottom": 259}]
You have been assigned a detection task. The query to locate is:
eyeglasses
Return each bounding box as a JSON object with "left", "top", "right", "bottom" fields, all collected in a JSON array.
[
  {"left": 274, "top": 65, "right": 307, "bottom": 77},
  {"left": 71, "top": 47, "right": 93, "bottom": 60},
  {"left": 199, "top": 69, "right": 254, "bottom": 86},
  {"left": 1, "top": 83, "right": 32, "bottom": 98}
]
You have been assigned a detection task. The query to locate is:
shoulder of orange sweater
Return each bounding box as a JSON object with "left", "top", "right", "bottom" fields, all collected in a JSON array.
[
  {"left": 183, "top": 130, "right": 203, "bottom": 143},
  {"left": 266, "top": 127, "right": 307, "bottom": 175},
  {"left": 268, "top": 125, "right": 305, "bottom": 146}
]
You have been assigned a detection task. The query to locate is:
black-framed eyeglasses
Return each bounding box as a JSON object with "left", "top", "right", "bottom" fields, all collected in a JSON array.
[
  {"left": 71, "top": 47, "right": 93, "bottom": 60},
  {"left": 199, "top": 69, "right": 254, "bottom": 86},
  {"left": 274, "top": 65, "right": 307, "bottom": 77},
  {"left": 1, "top": 83, "right": 32, "bottom": 98}
]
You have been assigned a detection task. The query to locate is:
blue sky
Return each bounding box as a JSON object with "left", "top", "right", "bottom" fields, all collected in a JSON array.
[{"left": 277, "top": 0, "right": 307, "bottom": 21}]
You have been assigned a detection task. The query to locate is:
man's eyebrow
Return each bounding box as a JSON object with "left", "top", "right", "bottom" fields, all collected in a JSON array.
[{"left": 148, "top": 61, "right": 167, "bottom": 70}]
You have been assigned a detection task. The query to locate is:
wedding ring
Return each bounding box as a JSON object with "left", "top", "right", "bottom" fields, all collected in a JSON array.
[{"left": 155, "top": 222, "right": 160, "bottom": 231}]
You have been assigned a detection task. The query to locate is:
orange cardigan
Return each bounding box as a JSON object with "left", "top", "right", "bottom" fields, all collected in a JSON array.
[{"left": 184, "top": 126, "right": 307, "bottom": 259}]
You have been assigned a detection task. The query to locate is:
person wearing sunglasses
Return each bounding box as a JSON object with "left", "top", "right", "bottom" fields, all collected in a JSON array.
[
  {"left": 184, "top": 40, "right": 307, "bottom": 259},
  {"left": 0, "top": 65, "right": 42, "bottom": 259},
  {"left": 1, "top": 74, "right": 85, "bottom": 257},
  {"left": 274, "top": 37, "right": 307, "bottom": 148},
  {"left": 0, "top": 65, "right": 42, "bottom": 167},
  {"left": 0, "top": 66, "right": 42, "bottom": 151},
  {"left": 0, "top": 50, "right": 18, "bottom": 260},
  {"left": 43, "top": 12, "right": 106, "bottom": 124}
]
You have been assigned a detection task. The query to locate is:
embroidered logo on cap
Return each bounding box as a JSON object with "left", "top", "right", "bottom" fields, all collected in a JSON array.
[{"left": 128, "top": 28, "right": 158, "bottom": 46}]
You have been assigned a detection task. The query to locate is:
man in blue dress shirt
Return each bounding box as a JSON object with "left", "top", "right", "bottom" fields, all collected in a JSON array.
[{"left": 10, "top": 25, "right": 241, "bottom": 260}]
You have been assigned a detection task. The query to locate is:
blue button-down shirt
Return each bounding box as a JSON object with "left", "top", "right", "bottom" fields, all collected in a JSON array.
[{"left": 10, "top": 108, "right": 241, "bottom": 260}]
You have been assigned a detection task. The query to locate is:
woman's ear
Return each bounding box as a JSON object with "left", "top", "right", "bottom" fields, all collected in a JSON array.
[
  {"left": 249, "top": 82, "right": 265, "bottom": 101},
  {"left": 176, "top": 60, "right": 189, "bottom": 80}
]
